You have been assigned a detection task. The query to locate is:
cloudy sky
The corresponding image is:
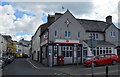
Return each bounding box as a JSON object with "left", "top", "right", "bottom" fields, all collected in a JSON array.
[{"left": 0, "top": 0, "right": 119, "bottom": 41}]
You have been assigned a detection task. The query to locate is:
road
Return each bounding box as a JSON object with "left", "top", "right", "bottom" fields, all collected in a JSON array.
[
  {"left": 2, "top": 58, "right": 67, "bottom": 77},
  {"left": 2, "top": 58, "right": 120, "bottom": 77}
]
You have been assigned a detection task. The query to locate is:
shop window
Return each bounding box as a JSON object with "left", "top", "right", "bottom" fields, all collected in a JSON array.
[
  {"left": 67, "top": 46, "right": 69, "bottom": 50},
  {"left": 93, "top": 50, "right": 96, "bottom": 56},
  {"left": 103, "top": 50, "right": 105, "bottom": 54},
  {"left": 97, "top": 50, "right": 99, "bottom": 55},
  {"left": 62, "top": 51, "right": 65, "bottom": 57},
  {"left": 100, "top": 50, "right": 102, "bottom": 54},
  {"left": 70, "top": 51, "right": 72, "bottom": 57},
  {"left": 66, "top": 51, "right": 69, "bottom": 57},
  {"left": 109, "top": 50, "right": 112, "bottom": 53},
  {"left": 106, "top": 50, "right": 108, "bottom": 53},
  {"left": 70, "top": 46, "right": 72, "bottom": 50}
]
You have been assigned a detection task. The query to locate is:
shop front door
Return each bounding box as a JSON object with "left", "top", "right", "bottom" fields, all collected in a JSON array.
[
  {"left": 62, "top": 46, "right": 73, "bottom": 64},
  {"left": 53, "top": 46, "right": 58, "bottom": 65}
]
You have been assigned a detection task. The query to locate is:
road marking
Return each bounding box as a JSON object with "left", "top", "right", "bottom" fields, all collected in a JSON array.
[
  {"left": 26, "top": 59, "right": 39, "bottom": 69},
  {"left": 85, "top": 70, "right": 120, "bottom": 75}
]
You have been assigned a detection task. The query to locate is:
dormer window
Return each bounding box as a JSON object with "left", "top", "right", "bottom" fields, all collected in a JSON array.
[{"left": 89, "top": 33, "right": 98, "bottom": 40}]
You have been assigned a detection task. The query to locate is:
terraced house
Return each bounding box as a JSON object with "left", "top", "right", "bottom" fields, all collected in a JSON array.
[{"left": 31, "top": 10, "right": 120, "bottom": 66}]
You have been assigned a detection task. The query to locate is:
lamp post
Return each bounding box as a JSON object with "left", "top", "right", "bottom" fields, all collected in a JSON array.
[{"left": 89, "top": 35, "right": 95, "bottom": 77}]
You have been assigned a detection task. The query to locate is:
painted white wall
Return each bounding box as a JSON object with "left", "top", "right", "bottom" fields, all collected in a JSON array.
[
  {"left": 0, "top": 34, "right": 7, "bottom": 57},
  {"left": 17, "top": 44, "right": 30, "bottom": 55},
  {"left": 31, "top": 27, "right": 41, "bottom": 61}
]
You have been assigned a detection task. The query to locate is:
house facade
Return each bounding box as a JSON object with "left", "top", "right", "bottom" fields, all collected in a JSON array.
[
  {"left": 0, "top": 34, "right": 7, "bottom": 57},
  {"left": 31, "top": 27, "right": 41, "bottom": 61},
  {"left": 31, "top": 10, "right": 119, "bottom": 66},
  {"left": 16, "top": 39, "right": 31, "bottom": 56}
]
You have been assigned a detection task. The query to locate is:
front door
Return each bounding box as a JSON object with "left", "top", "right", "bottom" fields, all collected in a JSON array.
[
  {"left": 53, "top": 46, "right": 58, "bottom": 65},
  {"left": 77, "top": 46, "right": 82, "bottom": 64},
  {"left": 62, "top": 46, "right": 73, "bottom": 64}
]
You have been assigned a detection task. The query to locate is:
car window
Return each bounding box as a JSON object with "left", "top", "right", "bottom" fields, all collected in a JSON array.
[
  {"left": 99, "top": 55, "right": 105, "bottom": 58},
  {"left": 111, "top": 54, "right": 115, "bottom": 56},
  {"left": 105, "top": 54, "right": 111, "bottom": 58},
  {"left": 95, "top": 56, "right": 100, "bottom": 58}
]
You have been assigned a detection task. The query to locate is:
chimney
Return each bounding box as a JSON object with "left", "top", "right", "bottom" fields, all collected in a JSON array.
[
  {"left": 55, "top": 13, "right": 63, "bottom": 20},
  {"left": 106, "top": 15, "right": 112, "bottom": 24},
  {"left": 47, "top": 14, "right": 55, "bottom": 23}
]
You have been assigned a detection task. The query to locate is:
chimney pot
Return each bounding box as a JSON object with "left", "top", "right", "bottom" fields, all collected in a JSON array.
[{"left": 106, "top": 15, "right": 112, "bottom": 24}]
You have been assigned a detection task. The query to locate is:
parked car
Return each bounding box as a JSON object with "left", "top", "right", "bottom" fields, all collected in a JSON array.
[
  {"left": 3, "top": 55, "right": 14, "bottom": 64},
  {"left": 15, "top": 53, "right": 23, "bottom": 58},
  {"left": 0, "top": 57, "right": 6, "bottom": 68},
  {"left": 10, "top": 56, "right": 15, "bottom": 62},
  {"left": 23, "top": 54, "right": 30, "bottom": 58},
  {"left": 83, "top": 56, "right": 94, "bottom": 61},
  {"left": 84, "top": 54, "right": 119, "bottom": 66}
]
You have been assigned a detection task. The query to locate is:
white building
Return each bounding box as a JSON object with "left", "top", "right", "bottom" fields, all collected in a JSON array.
[
  {"left": 0, "top": 34, "right": 7, "bottom": 57},
  {"left": 16, "top": 39, "right": 31, "bottom": 56},
  {"left": 31, "top": 26, "right": 41, "bottom": 61},
  {"left": 32, "top": 10, "right": 119, "bottom": 66}
]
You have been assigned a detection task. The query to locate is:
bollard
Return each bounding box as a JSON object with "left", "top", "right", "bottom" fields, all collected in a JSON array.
[
  {"left": 91, "top": 62, "right": 94, "bottom": 77},
  {"left": 106, "top": 65, "right": 108, "bottom": 77}
]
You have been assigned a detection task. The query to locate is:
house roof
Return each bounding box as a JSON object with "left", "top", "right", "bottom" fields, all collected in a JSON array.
[
  {"left": 39, "top": 10, "right": 116, "bottom": 36},
  {"left": 77, "top": 19, "right": 110, "bottom": 32},
  {"left": 84, "top": 40, "right": 115, "bottom": 47},
  {"left": 40, "top": 22, "right": 53, "bottom": 36}
]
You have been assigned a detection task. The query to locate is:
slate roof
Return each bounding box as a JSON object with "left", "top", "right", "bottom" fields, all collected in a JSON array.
[
  {"left": 39, "top": 10, "right": 114, "bottom": 36},
  {"left": 84, "top": 40, "right": 115, "bottom": 47},
  {"left": 77, "top": 19, "right": 110, "bottom": 32},
  {"left": 40, "top": 22, "right": 53, "bottom": 36}
]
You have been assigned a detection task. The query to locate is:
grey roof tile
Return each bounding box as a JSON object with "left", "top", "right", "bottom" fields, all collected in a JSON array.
[
  {"left": 77, "top": 19, "right": 110, "bottom": 32},
  {"left": 84, "top": 40, "right": 115, "bottom": 47}
]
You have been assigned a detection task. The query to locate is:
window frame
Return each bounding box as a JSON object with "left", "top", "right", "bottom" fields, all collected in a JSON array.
[
  {"left": 54, "top": 30, "right": 57, "bottom": 37},
  {"left": 77, "top": 32, "right": 80, "bottom": 38},
  {"left": 64, "top": 31, "right": 71, "bottom": 38},
  {"left": 110, "top": 31, "right": 116, "bottom": 37}
]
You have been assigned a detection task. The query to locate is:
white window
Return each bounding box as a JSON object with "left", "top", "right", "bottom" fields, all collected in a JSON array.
[
  {"left": 110, "top": 32, "right": 116, "bottom": 37},
  {"left": 89, "top": 33, "right": 98, "bottom": 40},
  {"left": 68, "top": 31, "right": 71, "bottom": 37},
  {"left": 77, "top": 32, "right": 80, "bottom": 38},
  {"left": 54, "top": 31, "right": 57, "bottom": 37},
  {"left": 64, "top": 31, "right": 71, "bottom": 38}
]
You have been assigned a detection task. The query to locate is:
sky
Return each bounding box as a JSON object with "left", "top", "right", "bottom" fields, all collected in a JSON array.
[{"left": 0, "top": 0, "right": 119, "bottom": 41}]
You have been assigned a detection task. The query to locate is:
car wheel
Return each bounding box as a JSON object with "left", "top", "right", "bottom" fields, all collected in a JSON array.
[{"left": 112, "top": 60, "right": 117, "bottom": 65}]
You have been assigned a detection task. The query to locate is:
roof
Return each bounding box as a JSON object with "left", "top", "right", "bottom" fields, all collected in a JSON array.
[
  {"left": 84, "top": 40, "right": 115, "bottom": 47},
  {"left": 77, "top": 19, "right": 110, "bottom": 32},
  {"left": 39, "top": 10, "right": 116, "bottom": 36},
  {"left": 40, "top": 22, "right": 53, "bottom": 36}
]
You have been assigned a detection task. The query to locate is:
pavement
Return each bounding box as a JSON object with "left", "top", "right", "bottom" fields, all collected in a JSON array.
[
  {"left": 28, "top": 58, "right": 120, "bottom": 76},
  {"left": 1, "top": 58, "right": 120, "bottom": 77}
]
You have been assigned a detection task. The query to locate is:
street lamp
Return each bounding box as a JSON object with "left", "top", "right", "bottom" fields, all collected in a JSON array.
[{"left": 89, "top": 35, "right": 95, "bottom": 77}]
